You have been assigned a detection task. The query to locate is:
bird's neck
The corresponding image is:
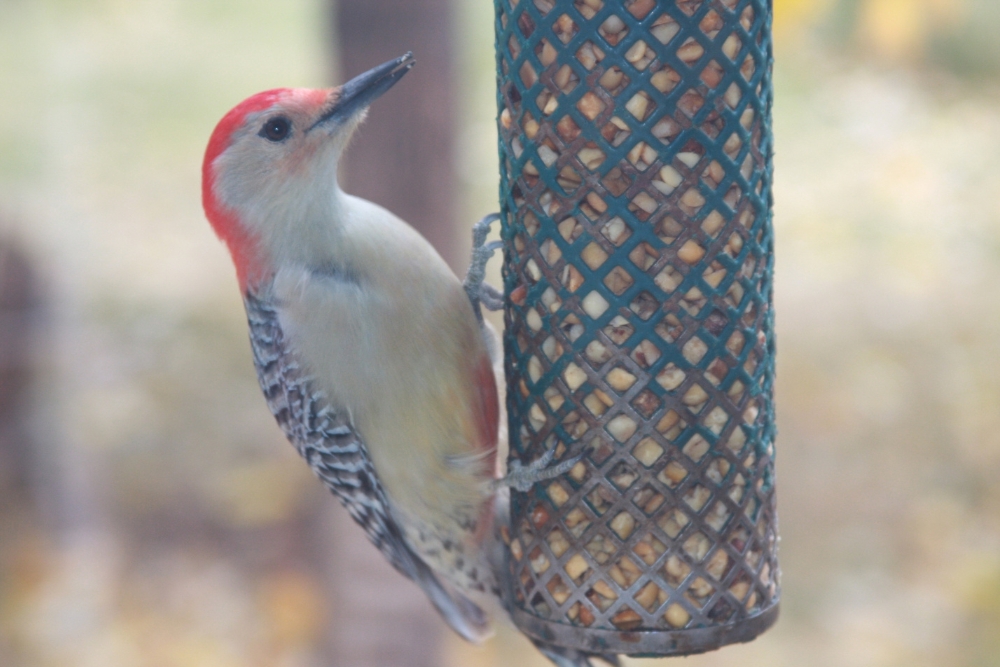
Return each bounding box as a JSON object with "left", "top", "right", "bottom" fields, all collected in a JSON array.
[{"left": 255, "top": 178, "right": 351, "bottom": 275}]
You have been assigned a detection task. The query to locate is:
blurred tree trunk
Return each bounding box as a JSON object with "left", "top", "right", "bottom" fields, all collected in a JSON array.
[
  {"left": 320, "top": 1, "right": 457, "bottom": 666},
  {"left": 0, "top": 239, "right": 42, "bottom": 665},
  {"left": 0, "top": 241, "right": 39, "bottom": 515}
]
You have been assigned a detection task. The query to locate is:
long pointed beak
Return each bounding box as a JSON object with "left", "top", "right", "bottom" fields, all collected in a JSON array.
[{"left": 311, "top": 52, "right": 415, "bottom": 130}]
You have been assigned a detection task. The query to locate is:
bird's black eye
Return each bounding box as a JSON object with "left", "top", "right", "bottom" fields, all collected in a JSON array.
[{"left": 260, "top": 116, "right": 292, "bottom": 142}]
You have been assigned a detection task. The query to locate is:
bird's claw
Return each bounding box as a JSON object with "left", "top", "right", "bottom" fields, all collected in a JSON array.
[
  {"left": 464, "top": 213, "right": 503, "bottom": 322},
  {"left": 479, "top": 283, "right": 504, "bottom": 311},
  {"left": 494, "top": 445, "right": 585, "bottom": 493},
  {"left": 470, "top": 212, "right": 500, "bottom": 251}
]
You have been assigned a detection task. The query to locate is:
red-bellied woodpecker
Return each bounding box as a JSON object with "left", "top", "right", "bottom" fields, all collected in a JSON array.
[{"left": 201, "top": 53, "right": 616, "bottom": 667}]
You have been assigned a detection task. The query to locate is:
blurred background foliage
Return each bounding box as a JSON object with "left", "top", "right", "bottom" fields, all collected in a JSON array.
[{"left": 1, "top": 0, "right": 999, "bottom": 666}]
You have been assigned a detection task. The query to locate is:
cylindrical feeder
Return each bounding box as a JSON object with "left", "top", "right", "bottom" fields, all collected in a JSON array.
[{"left": 496, "top": 0, "right": 778, "bottom": 656}]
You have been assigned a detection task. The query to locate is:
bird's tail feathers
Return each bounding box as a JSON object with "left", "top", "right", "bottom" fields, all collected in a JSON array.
[
  {"left": 377, "top": 508, "right": 491, "bottom": 643},
  {"left": 411, "top": 554, "right": 492, "bottom": 643}
]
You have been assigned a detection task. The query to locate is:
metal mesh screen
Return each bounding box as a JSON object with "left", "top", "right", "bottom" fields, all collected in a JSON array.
[{"left": 495, "top": 0, "right": 779, "bottom": 655}]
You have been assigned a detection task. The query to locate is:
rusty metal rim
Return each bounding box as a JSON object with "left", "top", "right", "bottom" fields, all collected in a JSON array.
[{"left": 508, "top": 602, "right": 779, "bottom": 657}]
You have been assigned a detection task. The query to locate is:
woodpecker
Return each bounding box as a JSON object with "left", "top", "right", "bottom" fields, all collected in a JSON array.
[{"left": 202, "top": 53, "right": 616, "bottom": 667}]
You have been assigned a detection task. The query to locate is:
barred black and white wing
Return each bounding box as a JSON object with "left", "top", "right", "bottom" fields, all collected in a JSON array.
[{"left": 244, "top": 290, "right": 489, "bottom": 642}]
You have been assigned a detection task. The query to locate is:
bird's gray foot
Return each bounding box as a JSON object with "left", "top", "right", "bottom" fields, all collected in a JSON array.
[
  {"left": 464, "top": 213, "right": 503, "bottom": 322},
  {"left": 494, "top": 442, "right": 585, "bottom": 493}
]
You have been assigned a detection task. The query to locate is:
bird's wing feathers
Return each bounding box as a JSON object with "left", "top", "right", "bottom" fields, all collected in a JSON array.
[{"left": 244, "top": 290, "right": 490, "bottom": 643}]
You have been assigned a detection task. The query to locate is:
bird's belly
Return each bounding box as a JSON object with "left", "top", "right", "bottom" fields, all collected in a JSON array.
[{"left": 273, "top": 265, "right": 494, "bottom": 548}]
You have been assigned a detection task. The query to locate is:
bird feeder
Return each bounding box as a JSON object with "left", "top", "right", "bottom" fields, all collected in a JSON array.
[{"left": 496, "top": 0, "right": 778, "bottom": 656}]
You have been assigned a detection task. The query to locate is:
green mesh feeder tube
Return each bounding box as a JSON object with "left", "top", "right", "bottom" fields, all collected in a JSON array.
[{"left": 495, "top": 0, "right": 778, "bottom": 656}]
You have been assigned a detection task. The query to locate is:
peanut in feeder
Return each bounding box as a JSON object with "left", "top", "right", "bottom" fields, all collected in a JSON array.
[{"left": 496, "top": 0, "right": 779, "bottom": 656}]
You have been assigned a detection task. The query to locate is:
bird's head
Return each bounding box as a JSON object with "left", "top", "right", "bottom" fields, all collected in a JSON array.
[{"left": 202, "top": 52, "right": 415, "bottom": 289}]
